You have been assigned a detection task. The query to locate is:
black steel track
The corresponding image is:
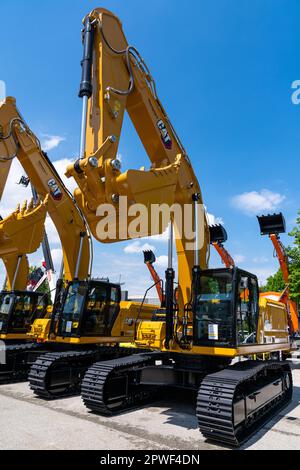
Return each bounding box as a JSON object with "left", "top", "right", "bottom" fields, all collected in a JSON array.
[
  {"left": 196, "top": 360, "right": 292, "bottom": 447},
  {"left": 81, "top": 353, "right": 158, "bottom": 414},
  {"left": 28, "top": 347, "right": 138, "bottom": 399},
  {"left": 81, "top": 355, "right": 292, "bottom": 448},
  {"left": 0, "top": 342, "right": 47, "bottom": 384}
]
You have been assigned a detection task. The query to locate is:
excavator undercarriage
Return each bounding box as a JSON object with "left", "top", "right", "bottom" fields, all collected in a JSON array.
[{"left": 81, "top": 353, "right": 292, "bottom": 446}]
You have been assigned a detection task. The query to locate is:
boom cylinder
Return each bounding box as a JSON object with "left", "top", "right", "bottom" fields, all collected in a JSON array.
[
  {"left": 165, "top": 267, "right": 175, "bottom": 349},
  {"left": 193, "top": 193, "right": 201, "bottom": 267},
  {"left": 11, "top": 255, "right": 23, "bottom": 290},
  {"left": 74, "top": 232, "right": 86, "bottom": 279},
  {"left": 165, "top": 220, "right": 175, "bottom": 349},
  {"left": 79, "top": 16, "right": 95, "bottom": 159}
]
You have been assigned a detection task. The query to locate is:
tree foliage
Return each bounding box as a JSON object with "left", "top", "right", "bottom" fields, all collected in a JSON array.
[
  {"left": 287, "top": 212, "right": 300, "bottom": 303},
  {"left": 262, "top": 269, "right": 285, "bottom": 293}
]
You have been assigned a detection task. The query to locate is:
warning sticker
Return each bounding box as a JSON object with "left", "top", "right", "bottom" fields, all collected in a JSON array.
[
  {"left": 208, "top": 323, "right": 218, "bottom": 340},
  {"left": 66, "top": 321, "right": 73, "bottom": 333}
]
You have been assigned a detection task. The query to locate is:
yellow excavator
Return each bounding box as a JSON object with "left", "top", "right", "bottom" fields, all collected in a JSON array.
[
  {"left": 0, "top": 197, "right": 50, "bottom": 382},
  {"left": 258, "top": 212, "right": 298, "bottom": 336},
  {"left": 143, "top": 224, "right": 234, "bottom": 306},
  {"left": 52, "top": 8, "right": 295, "bottom": 446},
  {"left": 0, "top": 97, "right": 157, "bottom": 395}
]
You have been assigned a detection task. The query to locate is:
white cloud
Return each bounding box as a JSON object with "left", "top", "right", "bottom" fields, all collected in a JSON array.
[
  {"left": 50, "top": 248, "right": 63, "bottom": 270},
  {"left": 248, "top": 266, "right": 277, "bottom": 286},
  {"left": 0, "top": 159, "right": 33, "bottom": 218},
  {"left": 231, "top": 189, "right": 285, "bottom": 216},
  {"left": 206, "top": 212, "right": 224, "bottom": 226},
  {"left": 124, "top": 241, "right": 156, "bottom": 254},
  {"left": 233, "top": 254, "right": 246, "bottom": 264},
  {"left": 45, "top": 217, "right": 60, "bottom": 245},
  {"left": 155, "top": 255, "right": 169, "bottom": 268},
  {"left": 146, "top": 227, "right": 169, "bottom": 243},
  {"left": 41, "top": 134, "right": 65, "bottom": 152}
]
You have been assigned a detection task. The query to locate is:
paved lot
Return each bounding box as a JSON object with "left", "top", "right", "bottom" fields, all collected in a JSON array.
[{"left": 0, "top": 360, "right": 300, "bottom": 450}]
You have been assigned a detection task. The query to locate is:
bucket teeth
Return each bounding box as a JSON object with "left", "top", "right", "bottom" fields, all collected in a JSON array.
[
  {"left": 20, "top": 200, "right": 27, "bottom": 214},
  {"left": 0, "top": 195, "right": 49, "bottom": 254},
  {"left": 27, "top": 198, "right": 34, "bottom": 212},
  {"left": 143, "top": 249, "right": 156, "bottom": 264},
  {"left": 257, "top": 212, "right": 286, "bottom": 236}
]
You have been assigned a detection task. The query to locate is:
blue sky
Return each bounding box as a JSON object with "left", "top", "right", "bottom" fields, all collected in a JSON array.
[{"left": 0, "top": 0, "right": 299, "bottom": 296}]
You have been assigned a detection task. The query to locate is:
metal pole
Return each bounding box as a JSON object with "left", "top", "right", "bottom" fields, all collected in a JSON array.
[
  {"left": 58, "top": 259, "right": 64, "bottom": 281},
  {"left": 74, "top": 233, "right": 85, "bottom": 279},
  {"left": 11, "top": 255, "right": 22, "bottom": 290},
  {"left": 193, "top": 195, "right": 200, "bottom": 266},
  {"left": 31, "top": 184, "right": 55, "bottom": 272},
  {"left": 168, "top": 220, "right": 173, "bottom": 269},
  {"left": 79, "top": 95, "right": 89, "bottom": 159}
]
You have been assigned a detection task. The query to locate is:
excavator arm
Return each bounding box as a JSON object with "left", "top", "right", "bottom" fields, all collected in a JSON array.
[
  {"left": 257, "top": 213, "right": 298, "bottom": 334},
  {"left": 143, "top": 250, "right": 165, "bottom": 305},
  {"left": 66, "top": 7, "right": 210, "bottom": 314},
  {"left": 209, "top": 224, "right": 235, "bottom": 268},
  {"left": 0, "top": 97, "right": 91, "bottom": 282}
]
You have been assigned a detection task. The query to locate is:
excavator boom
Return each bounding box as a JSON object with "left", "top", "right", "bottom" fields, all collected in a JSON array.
[
  {"left": 0, "top": 98, "right": 90, "bottom": 282},
  {"left": 66, "top": 7, "right": 210, "bottom": 315}
]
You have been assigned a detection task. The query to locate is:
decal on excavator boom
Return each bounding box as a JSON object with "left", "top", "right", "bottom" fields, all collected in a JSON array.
[
  {"left": 47, "top": 178, "right": 63, "bottom": 201},
  {"left": 157, "top": 119, "right": 172, "bottom": 150}
]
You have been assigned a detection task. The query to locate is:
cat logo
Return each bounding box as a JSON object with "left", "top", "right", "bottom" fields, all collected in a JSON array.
[
  {"left": 157, "top": 119, "right": 172, "bottom": 150},
  {"left": 47, "top": 178, "right": 63, "bottom": 201}
]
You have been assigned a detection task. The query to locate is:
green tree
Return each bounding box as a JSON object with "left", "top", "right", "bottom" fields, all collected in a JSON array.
[
  {"left": 262, "top": 269, "right": 285, "bottom": 292},
  {"left": 287, "top": 212, "right": 300, "bottom": 304}
]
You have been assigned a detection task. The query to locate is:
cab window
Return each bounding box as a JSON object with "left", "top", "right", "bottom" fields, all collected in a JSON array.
[{"left": 82, "top": 284, "right": 120, "bottom": 336}]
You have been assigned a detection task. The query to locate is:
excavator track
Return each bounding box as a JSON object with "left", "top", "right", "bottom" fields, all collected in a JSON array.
[
  {"left": 82, "top": 353, "right": 158, "bottom": 415},
  {"left": 28, "top": 347, "right": 137, "bottom": 399},
  {"left": 0, "top": 342, "right": 46, "bottom": 384},
  {"left": 196, "top": 360, "right": 292, "bottom": 447}
]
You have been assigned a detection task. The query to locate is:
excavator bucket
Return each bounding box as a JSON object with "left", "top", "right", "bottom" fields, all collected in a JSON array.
[
  {"left": 143, "top": 250, "right": 156, "bottom": 265},
  {"left": 257, "top": 213, "right": 286, "bottom": 236},
  {"left": 209, "top": 224, "right": 228, "bottom": 244}
]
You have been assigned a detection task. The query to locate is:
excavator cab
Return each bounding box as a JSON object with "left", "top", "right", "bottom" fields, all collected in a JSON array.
[
  {"left": 257, "top": 212, "right": 286, "bottom": 236},
  {"left": 193, "top": 268, "right": 259, "bottom": 348},
  {"left": 0, "top": 290, "right": 48, "bottom": 338},
  {"left": 55, "top": 280, "right": 121, "bottom": 338}
]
